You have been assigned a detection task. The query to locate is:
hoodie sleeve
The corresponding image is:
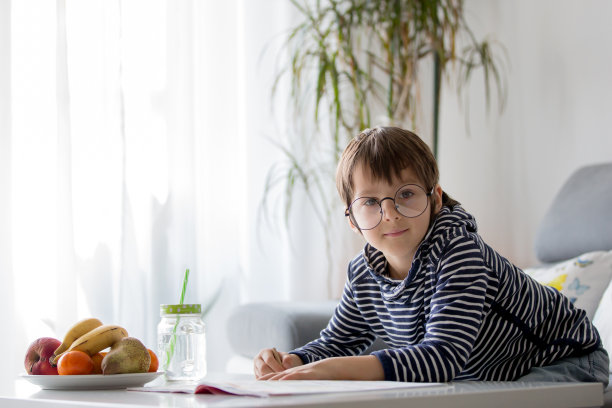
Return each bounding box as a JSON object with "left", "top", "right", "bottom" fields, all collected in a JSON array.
[
  {"left": 372, "top": 235, "right": 499, "bottom": 382},
  {"left": 289, "top": 273, "right": 377, "bottom": 364}
]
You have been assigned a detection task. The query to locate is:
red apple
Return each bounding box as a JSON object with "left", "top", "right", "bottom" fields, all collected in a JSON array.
[{"left": 24, "top": 337, "right": 61, "bottom": 375}]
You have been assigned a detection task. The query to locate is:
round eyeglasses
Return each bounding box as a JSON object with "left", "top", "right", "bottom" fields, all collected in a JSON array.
[{"left": 345, "top": 184, "right": 434, "bottom": 230}]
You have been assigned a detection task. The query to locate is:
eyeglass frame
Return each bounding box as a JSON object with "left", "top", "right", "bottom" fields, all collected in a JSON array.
[{"left": 344, "top": 183, "right": 434, "bottom": 230}]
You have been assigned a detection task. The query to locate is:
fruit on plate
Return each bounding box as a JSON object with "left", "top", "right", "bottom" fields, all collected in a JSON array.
[
  {"left": 51, "top": 324, "right": 128, "bottom": 365},
  {"left": 57, "top": 350, "right": 94, "bottom": 375},
  {"left": 24, "top": 337, "right": 61, "bottom": 375},
  {"left": 102, "top": 337, "right": 151, "bottom": 374},
  {"left": 91, "top": 352, "right": 106, "bottom": 374},
  {"left": 147, "top": 349, "right": 159, "bottom": 372},
  {"left": 51, "top": 318, "right": 103, "bottom": 363}
]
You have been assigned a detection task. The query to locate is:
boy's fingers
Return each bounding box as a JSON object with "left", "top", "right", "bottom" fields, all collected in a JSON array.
[
  {"left": 258, "top": 366, "right": 273, "bottom": 378},
  {"left": 255, "top": 361, "right": 277, "bottom": 378},
  {"left": 254, "top": 355, "right": 276, "bottom": 378},
  {"left": 282, "top": 353, "right": 301, "bottom": 369},
  {"left": 253, "top": 358, "right": 265, "bottom": 378},
  {"left": 258, "top": 371, "right": 279, "bottom": 381},
  {"left": 282, "top": 358, "right": 293, "bottom": 369},
  {"left": 254, "top": 348, "right": 289, "bottom": 379},
  {"left": 264, "top": 350, "right": 285, "bottom": 372}
]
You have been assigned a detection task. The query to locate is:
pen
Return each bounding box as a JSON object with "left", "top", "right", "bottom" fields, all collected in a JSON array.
[{"left": 271, "top": 347, "right": 283, "bottom": 366}]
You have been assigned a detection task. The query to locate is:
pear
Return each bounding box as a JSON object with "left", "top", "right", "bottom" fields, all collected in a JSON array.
[{"left": 101, "top": 337, "right": 151, "bottom": 375}]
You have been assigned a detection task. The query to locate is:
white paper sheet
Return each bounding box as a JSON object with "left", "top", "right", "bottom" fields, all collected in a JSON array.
[{"left": 129, "top": 379, "right": 446, "bottom": 398}]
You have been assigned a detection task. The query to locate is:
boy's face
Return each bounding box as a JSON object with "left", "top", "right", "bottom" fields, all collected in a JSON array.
[{"left": 349, "top": 163, "right": 442, "bottom": 278}]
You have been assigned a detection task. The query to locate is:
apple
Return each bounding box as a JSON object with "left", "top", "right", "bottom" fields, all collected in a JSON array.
[{"left": 24, "top": 337, "right": 61, "bottom": 375}]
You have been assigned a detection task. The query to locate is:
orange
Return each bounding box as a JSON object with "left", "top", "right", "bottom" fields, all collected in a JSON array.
[
  {"left": 91, "top": 352, "right": 105, "bottom": 374},
  {"left": 57, "top": 350, "right": 94, "bottom": 375},
  {"left": 147, "top": 349, "right": 159, "bottom": 372}
]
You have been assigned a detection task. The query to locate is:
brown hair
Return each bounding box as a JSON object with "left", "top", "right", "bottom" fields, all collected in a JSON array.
[{"left": 336, "top": 127, "right": 459, "bottom": 223}]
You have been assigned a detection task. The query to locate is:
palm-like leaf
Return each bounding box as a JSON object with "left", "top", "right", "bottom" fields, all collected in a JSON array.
[{"left": 263, "top": 0, "right": 508, "bottom": 296}]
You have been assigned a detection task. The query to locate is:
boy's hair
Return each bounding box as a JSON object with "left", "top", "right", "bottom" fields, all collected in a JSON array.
[{"left": 336, "top": 127, "right": 459, "bottom": 222}]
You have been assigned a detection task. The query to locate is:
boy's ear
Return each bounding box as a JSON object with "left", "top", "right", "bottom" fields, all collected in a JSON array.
[
  {"left": 434, "top": 184, "right": 443, "bottom": 213},
  {"left": 346, "top": 213, "right": 362, "bottom": 235}
]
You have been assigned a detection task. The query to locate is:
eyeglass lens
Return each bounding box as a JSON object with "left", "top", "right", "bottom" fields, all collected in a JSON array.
[{"left": 349, "top": 184, "right": 429, "bottom": 230}]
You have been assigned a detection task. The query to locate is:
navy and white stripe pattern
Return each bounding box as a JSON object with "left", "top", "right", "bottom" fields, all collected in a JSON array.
[{"left": 291, "top": 206, "right": 601, "bottom": 382}]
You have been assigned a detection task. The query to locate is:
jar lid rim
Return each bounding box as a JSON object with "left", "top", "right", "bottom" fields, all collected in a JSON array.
[{"left": 160, "top": 304, "right": 202, "bottom": 315}]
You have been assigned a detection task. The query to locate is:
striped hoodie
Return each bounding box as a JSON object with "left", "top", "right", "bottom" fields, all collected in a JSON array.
[{"left": 291, "top": 205, "right": 601, "bottom": 382}]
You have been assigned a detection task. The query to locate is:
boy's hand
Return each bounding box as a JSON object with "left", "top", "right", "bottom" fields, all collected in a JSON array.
[
  {"left": 258, "top": 358, "right": 336, "bottom": 381},
  {"left": 254, "top": 348, "right": 303, "bottom": 379},
  {"left": 258, "top": 355, "right": 385, "bottom": 381}
]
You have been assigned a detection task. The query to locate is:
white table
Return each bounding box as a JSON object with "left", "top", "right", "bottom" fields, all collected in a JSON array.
[{"left": 1, "top": 375, "right": 604, "bottom": 408}]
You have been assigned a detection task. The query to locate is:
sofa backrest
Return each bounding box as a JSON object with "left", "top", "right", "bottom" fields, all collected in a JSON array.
[{"left": 535, "top": 162, "right": 612, "bottom": 263}]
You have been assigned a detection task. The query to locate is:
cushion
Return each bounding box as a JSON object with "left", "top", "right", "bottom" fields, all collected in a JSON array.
[
  {"left": 524, "top": 250, "right": 612, "bottom": 320},
  {"left": 593, "top": 280, "right": 612, "bottom": 371},
  {"left": 534, "top": 162, "right": 612, "bottom": 263}
]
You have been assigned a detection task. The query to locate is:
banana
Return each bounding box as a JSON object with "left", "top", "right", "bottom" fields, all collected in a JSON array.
[
  {"left": 52, "top": 325, "right": 128, "bottom": 365},
  {"left": 52, "top": 318, "right": 104, "bottom": 363}
]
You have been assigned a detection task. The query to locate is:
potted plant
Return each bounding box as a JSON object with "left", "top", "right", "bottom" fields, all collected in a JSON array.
[{"left": 263, "top": 0, "right": 507, "bottom": 296}]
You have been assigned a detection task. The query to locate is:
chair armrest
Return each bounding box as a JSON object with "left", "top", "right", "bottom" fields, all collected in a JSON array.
[{"left": 227, "top": 301, "right": 387, "bottom": 358}]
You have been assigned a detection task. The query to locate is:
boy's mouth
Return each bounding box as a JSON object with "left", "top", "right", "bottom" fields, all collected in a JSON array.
[{"left": 384, "top": 228, "right": 408, "bottom": 237}]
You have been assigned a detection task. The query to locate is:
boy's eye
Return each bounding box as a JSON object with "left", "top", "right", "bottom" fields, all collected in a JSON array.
[
  {"left": 363, "top": 198, "right": 379, "bottom": 207},
  {"left": 398, "top": 189, "right": 415, "bottom": 199}
]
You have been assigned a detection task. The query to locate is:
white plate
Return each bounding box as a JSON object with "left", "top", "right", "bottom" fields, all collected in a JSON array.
[{"left": 20, "top": 372, "right": 164, "bottom": 390}]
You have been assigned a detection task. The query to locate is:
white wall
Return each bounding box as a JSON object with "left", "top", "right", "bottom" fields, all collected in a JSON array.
[{"left": 439, "top": 0, "right": 612, "bottom": 268}]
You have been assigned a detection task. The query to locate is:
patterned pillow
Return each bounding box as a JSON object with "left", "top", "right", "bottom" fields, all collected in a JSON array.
[{"left": 524, "top": 250, "right": 612, "bottom": 320}]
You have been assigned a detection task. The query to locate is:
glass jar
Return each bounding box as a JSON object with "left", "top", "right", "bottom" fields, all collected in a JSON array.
[{"left": 157, "top": 304, "right": 207, "bottom": 381}]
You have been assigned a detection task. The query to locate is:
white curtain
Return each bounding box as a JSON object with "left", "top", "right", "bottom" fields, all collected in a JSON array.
[{"left": 0, "top": 0, "right": 319, "bottom": 387}]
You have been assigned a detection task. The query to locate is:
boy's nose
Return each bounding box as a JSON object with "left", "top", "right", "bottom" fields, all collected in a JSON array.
[{"left": 380, "top": 199, "right": 400, "bottom": 220}]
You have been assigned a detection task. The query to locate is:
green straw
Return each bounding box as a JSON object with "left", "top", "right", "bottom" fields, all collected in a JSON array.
[
  {"left": 179, "top": 268, "right": 190, "bottom": 304},
  {"left": 163, "top": 268, "right": 189, "bottom": 371}
]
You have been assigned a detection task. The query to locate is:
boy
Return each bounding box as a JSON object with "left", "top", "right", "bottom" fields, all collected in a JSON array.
[{"left": 254, "top": 127, "right": 609, "bottom": 384}]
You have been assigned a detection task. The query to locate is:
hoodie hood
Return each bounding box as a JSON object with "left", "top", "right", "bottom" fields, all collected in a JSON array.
[{"left": 431, "top": 205, "right": 478, "bottom": 235}]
